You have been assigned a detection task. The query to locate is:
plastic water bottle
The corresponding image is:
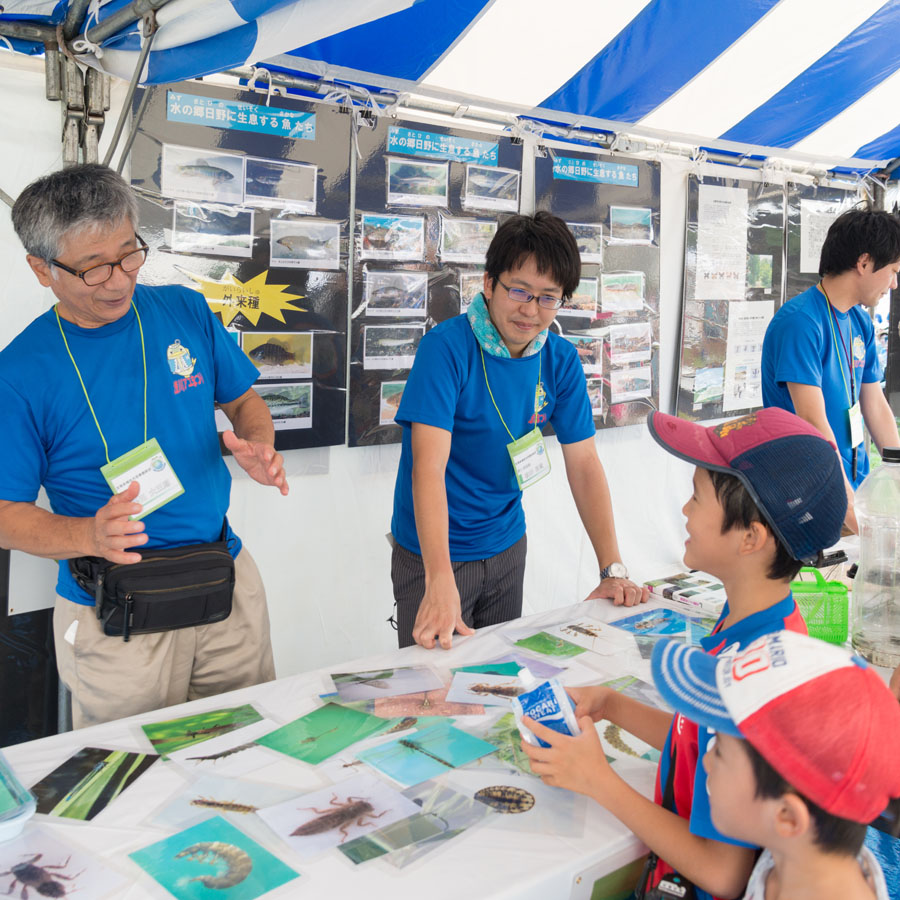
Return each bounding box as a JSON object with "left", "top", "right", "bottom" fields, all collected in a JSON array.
[{"left": 852, "top": 447, "right": 900, "bottom": 666}]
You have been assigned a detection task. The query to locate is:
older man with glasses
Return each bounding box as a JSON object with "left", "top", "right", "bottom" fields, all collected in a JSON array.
[
  {"left": 0, "top": 164, "right": 287, "bottom": 727},
  {"left": 390, "top": 211, "right": 646, "bottom": 651}
]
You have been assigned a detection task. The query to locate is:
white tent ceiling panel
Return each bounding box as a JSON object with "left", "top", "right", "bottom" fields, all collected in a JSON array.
[
  {"left": 792, "top": 65, "right": 900, "bottom": 159},
  {"left": 3, "top": 0, "right": 900, "bottom": 169},
  {"left": 420, "top": 0, "right": 653, "bottom": 110},
  {"left": 637, "top": 0, "right": 886, "bottom": 141}
]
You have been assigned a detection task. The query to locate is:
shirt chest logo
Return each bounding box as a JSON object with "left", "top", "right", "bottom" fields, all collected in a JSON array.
[
  {"left": 852, "top": 335, "right": 865, "bottom": 364},
  {"left": 167, "top": 340, "right": 196, "bottom": 377}
]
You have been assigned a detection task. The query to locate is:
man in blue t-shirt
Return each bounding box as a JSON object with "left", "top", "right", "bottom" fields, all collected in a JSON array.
[
  {"left": 390, "top": 212, "right": 646, "bottom": 650},
  {"left": 762, "top": 209, "right": 900, "bottom": 530},
  {"left": 0, "top": 164, "right": 289, "bottom": 727}
]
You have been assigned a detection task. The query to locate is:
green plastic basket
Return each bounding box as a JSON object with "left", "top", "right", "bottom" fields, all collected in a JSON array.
[{"left": 790, "top": 567, "right": 849, "bottom": 644}]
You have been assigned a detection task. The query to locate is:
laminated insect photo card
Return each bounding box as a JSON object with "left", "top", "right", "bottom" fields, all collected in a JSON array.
[
  {"left": 257, "top": 774, "right": 420, "bottom": 860},
  {"left": 355, "top": 721, "right": 496, "bottom": 787},
  {"left": 255, "top": 702, "right": 397, "bottom": 765},
  {"left": 141, "top": 704, "right": 263, "bottom": 757},
  {"left": 30, "top": 747, "right": 158, "bottom": 821},
  {"left": 1, "top": 825, "right": 127, "bottom": 899},
  {"left": 130, "top": 815, "right": 299, "bottom": 900},
  {"left": 167, "top": 718, "right": 282, "bottom": 778},
  {"left": 445, "top": 672, "right": 524, "bottom": 708},
  {"left": 329, "top": 666, "right": 443, "bottom": 702}
]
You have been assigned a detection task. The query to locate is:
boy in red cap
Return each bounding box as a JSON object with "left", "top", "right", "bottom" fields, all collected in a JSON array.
[
  {"left": 522, "top": 407, "right": 848, "bottom": 900},
  {"left": 651, "top": 631, "right": 900, "bottom": 899}
]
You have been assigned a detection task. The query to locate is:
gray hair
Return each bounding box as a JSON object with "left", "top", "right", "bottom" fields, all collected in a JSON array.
[{"left": 11, "top": 163, "right": 139, "bottom": 262}]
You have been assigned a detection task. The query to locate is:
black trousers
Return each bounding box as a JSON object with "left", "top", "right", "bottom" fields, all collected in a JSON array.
[{"left": 391, "top": 535, "right": 527, "bottom": 648}]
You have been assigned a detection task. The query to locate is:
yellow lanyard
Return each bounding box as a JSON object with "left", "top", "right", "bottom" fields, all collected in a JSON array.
[
  {"left": 55, "top": 302, "right": 148, "bottom": 465},
  {"left": 820, "top": 283, "right": 855, "bottom": 406},
  {"left": 480, "top": 345, "right": 543, "bottom": 442}
]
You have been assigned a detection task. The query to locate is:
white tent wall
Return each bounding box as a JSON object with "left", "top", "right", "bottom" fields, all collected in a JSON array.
[{"left": 0, "top": 56, "right": 699, "bottom": 676}]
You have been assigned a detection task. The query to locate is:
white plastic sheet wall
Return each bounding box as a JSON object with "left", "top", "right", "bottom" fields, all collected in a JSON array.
[{"left": 0, "top": 56, "right": 696, "bottom": 677}]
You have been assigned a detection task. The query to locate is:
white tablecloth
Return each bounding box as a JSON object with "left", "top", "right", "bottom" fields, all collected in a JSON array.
[{"left": 3, "top": 599, "right": 669, "bottom": 900}]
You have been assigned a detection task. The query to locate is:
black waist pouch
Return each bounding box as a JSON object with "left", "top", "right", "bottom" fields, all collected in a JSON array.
[{"left": 69, "top": 535, "right": 235, "bottom": 642}]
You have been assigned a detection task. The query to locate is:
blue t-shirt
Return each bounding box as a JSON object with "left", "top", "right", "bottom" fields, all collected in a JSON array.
[
  {"left": 0, "top": 284, "right": 258, "bottom": 604},
  {"left": 652, "top": 593, "right": 808, "bottom": 900},
  {"left": 762, "top": 284, "right": 881, "bottom": 488},
  {"left": 391, "top": 314, "right": 595, "bottom": 560}
]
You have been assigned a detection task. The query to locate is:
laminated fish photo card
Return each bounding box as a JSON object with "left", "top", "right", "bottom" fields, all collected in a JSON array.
[
  {"left": 171, "top": 202, "right": 254, "bottom": 258},
  {"left": 269, "top": 218, "right": 340, "bottom": 269},
  {"left": 360, "top": 213, "right": 425, "bottom": 261},
  {"left": 379, "top": 381, "right": 406, "bottom": 426},
  {"left": 568, "top": 222, "right": 604, "bottom": 264},
  {"left": 244, "top": 157, "right": 317, "bottom": 213},
  {"left": 1, "top": 825, "right": 128, "bottom": 899},
  {"left": 362, "top": 325, "right": 425, "bottom": 371},
  {"left": 563, "top": 277, "right": 598, "bottom": 317},
  {"left": 160, "top": 144, "right": 245, "bottom": 205},
  {"left": 254, "top": 702, "right": 397, "bottom": 765},
  {"left": 255, "top": 383, "right": 312, "bottom": 430},
  {"left": 386, "top": 157, "right": 449, "bottom": 208},
  {"left": 257, "top": 774, "right": 420, "bottom": 860},
  {"left": 586, "top": 376, "right": 605, "bottom": 416},
  {"left": 241, "top": 332, "right": 312, "bottom": 381},
  {"left": 600, "top": 271, "right": 645, "bottom": 312},
  {"left": 363, "top": 270, "right": 428, "bottom": 317},
  {"left": 355, "top": 721, "right": 496, "bottom": 788},
  {"left": 609, "top": 364, "right": 652, "bottom": 404},
  {"left": 608, "top": 320, "right": 652, "bottom": 365},
  {"left": 31, "top": 747, "right": 158, "bottom": 820},
  {"left": 609, "top": 205, "right": 653, "bottom": 244},
  {"left": 462, "top": 164, "right": 520, "bottom": 212},
  {"left": 458, "top": 269, "right": 485, "bottom": 313},
  {"left": 130, "top": 815, "right": 299, "bottom": 899},
  {"left": 440, "top": 217, "right": 497, "bottom": 263},
  {"left": 562, "top": 333, "right": 604, "bottom": 375},
  {"left": 329, "top": 666, "right": 443, "bottom": 702}
]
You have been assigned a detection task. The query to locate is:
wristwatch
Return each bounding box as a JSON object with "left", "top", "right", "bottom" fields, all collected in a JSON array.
[{"left": 599, "top": 562, "right": 628, "bottom": 581}]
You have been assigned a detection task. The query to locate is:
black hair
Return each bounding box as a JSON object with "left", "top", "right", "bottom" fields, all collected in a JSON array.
[
  {"left": 708, "top": 470, "right": 803, "bottom": 581},
  {"left": 819, "top": 208, "right": 900, "bottom": 277},
  {"left": 742, "top": 740, "right": 868, "bottom": 856},
  {"left": 484, "top": 211, "right": 581, "bottom": 298}
]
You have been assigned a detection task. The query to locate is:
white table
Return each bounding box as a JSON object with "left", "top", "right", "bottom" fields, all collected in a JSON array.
[{"left": 3, "top": 599, "right": 667, "bottom": 900}]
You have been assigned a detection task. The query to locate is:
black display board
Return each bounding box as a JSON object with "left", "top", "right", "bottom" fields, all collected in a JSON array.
[
  {"left": 675, "top": 175, "right": 784, "bottom": 421},
  {"left": 130, "top": 82, "right": 351, "bottom": 451},
  {"left": 535, "top": 148, "right": 661, "bottom": 428},
  {"left": 348, "top": 120, "right": 523, "bottom": 446}
]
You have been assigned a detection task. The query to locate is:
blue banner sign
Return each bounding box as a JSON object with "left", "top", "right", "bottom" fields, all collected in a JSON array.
[
  {"left": 388, "top": 126, "right": 498, "bottom": 165},
  {"left": 167, "top": 91, "right": 316, "bottom": 140},
  {"left": 553, "top": 157, "right": 638, "bottom": 186}
]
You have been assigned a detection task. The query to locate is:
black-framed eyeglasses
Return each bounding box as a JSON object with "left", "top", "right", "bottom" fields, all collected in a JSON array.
[
  {"left": 497, "top": 277, "right": 564, "bottom": 310},
  {"left": 51, "top": 235, "right": 149, "bottom": 286}
]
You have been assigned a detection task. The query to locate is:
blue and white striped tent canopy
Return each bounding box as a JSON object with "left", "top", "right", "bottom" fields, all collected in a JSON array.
[{"left": 3, "top": 0, "right": 900, "bottom": 170}]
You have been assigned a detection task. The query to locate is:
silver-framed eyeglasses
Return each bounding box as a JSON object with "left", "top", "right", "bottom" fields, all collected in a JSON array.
[
  {"left": 497, "top": 277, "right": 564, "bottom": 310},
  {"left": 52, "top": 235, "right": 149, "bottom": 286}
]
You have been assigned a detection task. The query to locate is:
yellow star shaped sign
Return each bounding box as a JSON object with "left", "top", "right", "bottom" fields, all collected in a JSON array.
[{"left": 178, "top": 268, "right": 305, "bottom": 327}]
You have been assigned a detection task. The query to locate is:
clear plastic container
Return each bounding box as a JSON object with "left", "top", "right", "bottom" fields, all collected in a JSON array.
[
  {"left": 852, "top": 447, "right": 900, "bottom": 667},
  {"left": 0, "top": 751, "right": 36, "bottom": 843}
]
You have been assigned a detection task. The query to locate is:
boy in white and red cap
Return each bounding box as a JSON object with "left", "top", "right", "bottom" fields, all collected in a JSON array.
[
  {"left": 522, "top": 407, "right": 848, "bottom": 900},
  {"left": 651, "top": 631, "right": 900, "bottom": 899}
]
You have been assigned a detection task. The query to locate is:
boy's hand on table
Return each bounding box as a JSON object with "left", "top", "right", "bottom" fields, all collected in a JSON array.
[{"left": 520, "top": 715, "right": 613, "bottom": 799}]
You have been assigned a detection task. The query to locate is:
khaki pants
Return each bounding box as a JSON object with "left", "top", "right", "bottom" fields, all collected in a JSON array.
[{"left": 54, "top": 548, "right": 275, "bottom": 729}]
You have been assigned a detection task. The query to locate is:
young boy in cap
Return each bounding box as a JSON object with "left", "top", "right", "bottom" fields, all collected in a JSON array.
[
  {"left": 651, "top": 630, "right": 900, "bottom": 899},
  {"left": 521, "top": 407, "right": 847, "bottom": 900}
]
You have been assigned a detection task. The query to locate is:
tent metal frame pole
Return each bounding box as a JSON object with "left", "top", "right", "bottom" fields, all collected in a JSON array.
[
  {"left": 102, "top": 18, "right": 158, "bottom": 168},
  {"left": 72, "top": 0, "right": 174, "bottom": 49},
  {"left": 61, "top": 0, "right": 94, "bottom": 41}
]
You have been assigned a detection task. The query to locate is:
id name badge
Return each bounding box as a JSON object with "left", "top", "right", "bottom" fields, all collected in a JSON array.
[
  {"left": 848, "top": 401, "right": 864, "bottom": 448},
  {"left": 100, "top": 438, "right": 184, "bottom": 520},
  {"left": 507, "top": 427, "right": 551, "bottom": 490}
]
